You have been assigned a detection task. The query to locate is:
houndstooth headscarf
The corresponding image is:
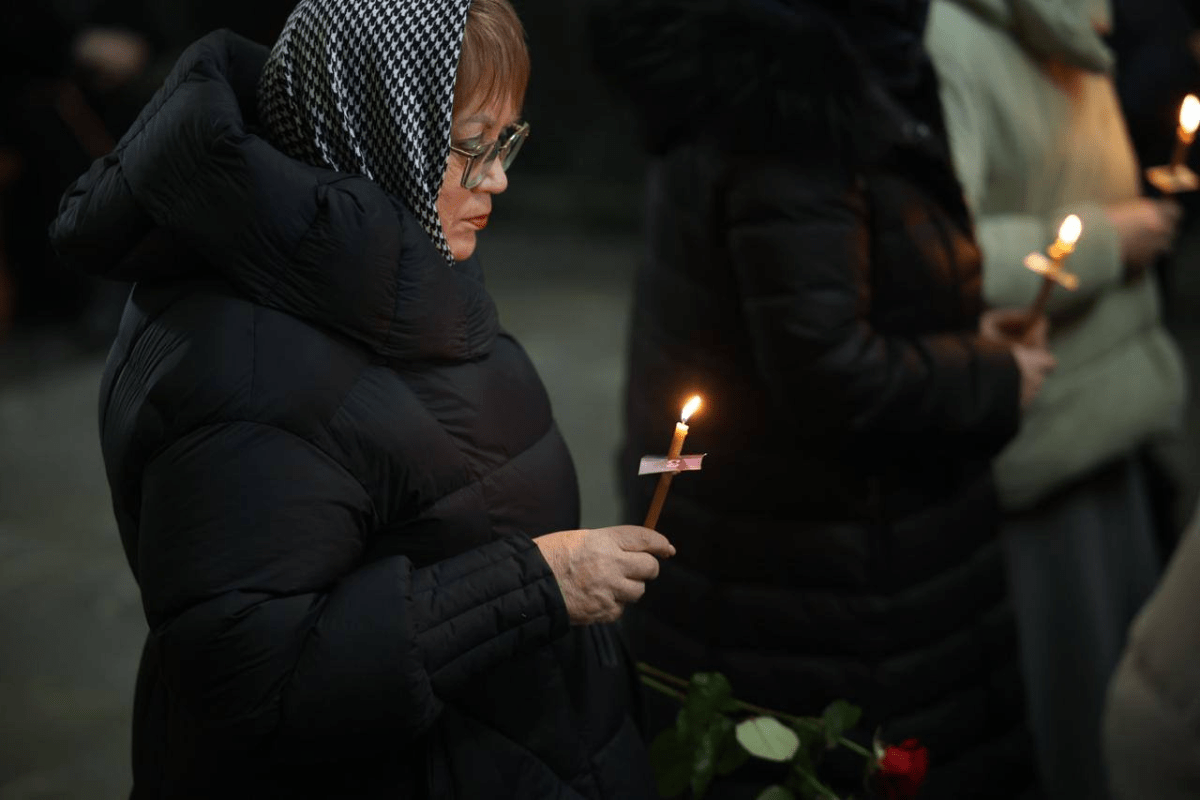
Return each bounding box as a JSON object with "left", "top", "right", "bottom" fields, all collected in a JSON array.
[{"left": 259, "top": 0, "right": 474, "bottom": 262}]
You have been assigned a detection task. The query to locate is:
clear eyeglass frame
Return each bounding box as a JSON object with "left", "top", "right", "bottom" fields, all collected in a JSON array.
[{"left": 449, "top": 121, "right": 530, "bottom": 189}]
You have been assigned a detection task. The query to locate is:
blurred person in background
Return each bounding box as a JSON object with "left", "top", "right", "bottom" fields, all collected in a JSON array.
[
  {"left": 0, "top": 2, "right": 145, "bottom": 341},
  {"left": 1103, "top": 496, "right": 1200, "bottom": 800},
  {"left": 926, "top": 1, "right": 1189, "bottom": 798},
  {"left": 0, "top": 0, "right": 297, "bottom": 347},
  {"left": 592, "top": 0, "right": 1054, "bottom": 796},
  {"left": 48, "top": 0, "right": 670, "bottom": 796},
  {"left": 1108, "top": 0, "right": 1200, "bottom": 547}
]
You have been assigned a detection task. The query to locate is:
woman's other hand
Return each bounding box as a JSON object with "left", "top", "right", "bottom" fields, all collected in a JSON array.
[
  {"left": 1013, "top": 343, "right": 1057, "bottom": 409},
  {"left": 534, "top": 526, "right": 676, "bottom": 625},
  {"left": 1106, "top": 198, "right": 1182, "bottom": 278}
]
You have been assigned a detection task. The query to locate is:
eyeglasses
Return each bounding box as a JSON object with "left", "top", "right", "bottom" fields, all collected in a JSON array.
[{"left": 449, "top": 121, "right": 530, "bottom": 189}]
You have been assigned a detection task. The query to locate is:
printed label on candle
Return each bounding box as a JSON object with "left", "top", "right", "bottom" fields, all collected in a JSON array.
[{"left": 639, "top": 454, "right": 707, "bottom": 475}]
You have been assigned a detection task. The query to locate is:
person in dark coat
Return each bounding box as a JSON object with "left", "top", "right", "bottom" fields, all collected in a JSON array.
[
  {"left": 590, "top": 0, "right": 1056, "bottom": 797},
  {"left": 48, "top": 0, "right": 673, "bottom": 797}
]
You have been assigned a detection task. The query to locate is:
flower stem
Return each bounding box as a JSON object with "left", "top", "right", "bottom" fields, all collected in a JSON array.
[
  {"left": 635, "top": 664, "right": 875, "bottom": 760},
  {"left": 637, "top": 661, "right": 690, "bottom": 689},
  {"left": 798, "top": 769, "right": 842, "bottom": 800},
  {"left": 640, "top": 674, "right": 688, "bottom": 703}
]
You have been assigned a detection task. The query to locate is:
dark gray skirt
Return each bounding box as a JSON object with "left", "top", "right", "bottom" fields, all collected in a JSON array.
[{"left": 1002, "top": 456, "right": 1162, "bottom": 800}]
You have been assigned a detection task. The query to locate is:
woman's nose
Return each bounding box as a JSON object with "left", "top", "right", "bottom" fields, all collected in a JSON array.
[{"left": 477, "top": 157, "right": 508, "bottom": 194}]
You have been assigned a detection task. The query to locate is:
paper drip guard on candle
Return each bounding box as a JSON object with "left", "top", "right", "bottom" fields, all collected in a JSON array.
[
  {"left": 639, "top": 454, "right": 706, "bottom": 475},
  {"left": 1022, "top": 214, "right": 1081, "bottom": 333},
  {"left": 1146, "top": 94, "right": 1200, "bottom": 194},
  {"left": 642, "top": 395, "right": 703, "bottom": 530}
]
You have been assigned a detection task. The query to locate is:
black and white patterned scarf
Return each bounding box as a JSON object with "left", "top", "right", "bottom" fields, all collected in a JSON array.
[{"left": 259, "top": 0, "right": 473, "bottom": 262}]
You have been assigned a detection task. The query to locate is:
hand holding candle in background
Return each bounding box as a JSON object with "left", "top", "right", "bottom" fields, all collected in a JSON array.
[
  {"left": 1145, "top": 93, "right": 1200, "bottom": 193},
  {"left": 1022, "top": 214, "right": 1082, "bottom": 333},
  {"left": 1105, "top": 198, "right": 1183, "bottom": 281},
  {"left": 1005, "top": 215, "right": 1081, "bottom": 409},
  {"left": 978, "top": 307, "right": 1056, "bottom": 410}
]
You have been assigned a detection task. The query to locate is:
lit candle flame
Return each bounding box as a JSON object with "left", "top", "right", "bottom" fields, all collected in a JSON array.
[
  {"left": 680, "top": 395, "right": 702, "bottom": 424},
  {"left": 1181, "top": 94, "right": 1200, "bottom": 136},
  {"left": 1057, "top": 214, "right": 1082, "bottom": 247}
]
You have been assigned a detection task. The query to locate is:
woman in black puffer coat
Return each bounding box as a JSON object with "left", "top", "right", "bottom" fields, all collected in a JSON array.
[
  {"left": 591, "top": 0, "right": 1054, "bottom": 797},
  {"left": 49, "top": 1, "right": 673, "bottom": 797}
]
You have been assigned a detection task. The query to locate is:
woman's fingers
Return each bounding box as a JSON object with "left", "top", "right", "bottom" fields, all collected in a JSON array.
[
  {"left": 620, "top": 550, "right": 662, "bottom": 582},
  {"left": 612, "top": 525, "right": 676, "bottom": 558},
  {"left": 614, "top": 578, "right": 648, "bottom": 605}
]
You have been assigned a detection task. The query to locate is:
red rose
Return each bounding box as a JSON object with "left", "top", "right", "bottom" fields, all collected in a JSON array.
[{"left": 874, "top": 739, "right": 930, "bottom": 799}]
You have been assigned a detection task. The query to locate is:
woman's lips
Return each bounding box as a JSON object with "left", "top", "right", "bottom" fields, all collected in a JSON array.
[{"left": 466, "top": 215, "right": 489, "bottom": 230}]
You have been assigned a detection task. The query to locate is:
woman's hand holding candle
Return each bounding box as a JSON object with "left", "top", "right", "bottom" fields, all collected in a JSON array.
[
  {"left": 534, "top": 526, "right": 676, "bottom": 625},
  {"left": 980, "top": 307, "right": 1055, "bottom": 409},
  {"left": 980, "top": 307, "right": 1048, "bottom": 348}
]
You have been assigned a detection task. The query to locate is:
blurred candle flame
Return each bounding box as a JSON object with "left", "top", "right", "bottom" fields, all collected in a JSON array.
[
  {"left": 1058, "top": 214, "right": 1082, "bottom": 247},
  {"left": 680, "top": 395, "right": 702, "bottom": 424},
  {"left": 1181, "top": 94, "right": 1200, "bottom": 136}
]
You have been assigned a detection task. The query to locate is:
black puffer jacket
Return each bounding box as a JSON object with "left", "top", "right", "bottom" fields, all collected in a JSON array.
[
  {"left": 593, "top": 1, "right": 1035, "bottom": 797},
  {"left": 50, "top": 31, "right": 653, "bottom": 800}
]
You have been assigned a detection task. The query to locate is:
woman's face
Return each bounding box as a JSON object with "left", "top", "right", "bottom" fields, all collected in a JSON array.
[{"left": 437, "top": 94, "right": 521, "bottom": 261}]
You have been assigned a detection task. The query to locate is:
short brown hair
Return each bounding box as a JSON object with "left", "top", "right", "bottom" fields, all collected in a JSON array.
[{"left": 455, "top": 0, "right": 531, "bottom": 114}]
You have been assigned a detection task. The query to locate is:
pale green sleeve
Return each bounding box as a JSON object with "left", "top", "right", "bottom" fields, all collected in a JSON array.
[{"left": 973, "top": 205, "right": 1123, "bottom": 314}]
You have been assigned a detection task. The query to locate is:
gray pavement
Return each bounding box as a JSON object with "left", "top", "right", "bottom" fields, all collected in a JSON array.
[{"left": 0, "top": 222, "right": 643, "bottom": 799}]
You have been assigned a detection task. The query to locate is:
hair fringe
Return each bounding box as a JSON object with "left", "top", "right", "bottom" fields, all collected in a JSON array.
[{"left": 456, "top": 0, "right": 531, "bottom": 115}]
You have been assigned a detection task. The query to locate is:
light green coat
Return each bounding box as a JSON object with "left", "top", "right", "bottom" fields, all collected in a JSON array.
[{"left": 926, "top": 0, "right": 1187, "bottom": 511}]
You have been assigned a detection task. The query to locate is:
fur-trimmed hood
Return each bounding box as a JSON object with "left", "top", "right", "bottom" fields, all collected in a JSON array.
[{"left": 589, "top": 0, "right": 938, "bottom": 158}]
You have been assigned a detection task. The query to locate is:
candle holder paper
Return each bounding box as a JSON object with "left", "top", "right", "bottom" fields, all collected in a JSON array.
[
  {"left": 639, "top": 455, "right": 706, "bottom": 476},
  {"left": 640, "top": 454, "right": 704, "bottom": 530},
  {"left": 1145, "top": 164, "right": 1199, "bottom": 195},
  {"left": 1023, "top": 252, "right": 1081, "bottom": 292}
]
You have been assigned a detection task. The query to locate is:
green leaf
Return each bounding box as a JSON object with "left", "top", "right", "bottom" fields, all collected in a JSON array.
[
  {"left": 789, "top": 736, "right": 816, "bottom": 776},
  {"left": 690, "top": 716, "right": 732, "bottom": 800},
  {"left": 736, "top": 716, "right": 801, "bottom": 762},
  {"left": 649, "top": 728, "right": 693, "bottom": 798},
  {"left": 756, "top": 786, "right": 797, "bottom": 800},
  {"left": 716, "top": 721, "right": 751, "bottom": 776},
  {"left": 821, "top": 700, "right": 862, "bottom": 746},
  {"left": 677, "top": 672, "right": 735, "bottom": 742}
]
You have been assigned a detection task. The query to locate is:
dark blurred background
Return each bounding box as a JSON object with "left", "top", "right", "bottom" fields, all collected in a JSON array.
[
  {"left": 0, "top": 0, "right": 647, "bottom": 345},
  {"left": 2, "top": 1, "right": 1200, "bottom": 797}
]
